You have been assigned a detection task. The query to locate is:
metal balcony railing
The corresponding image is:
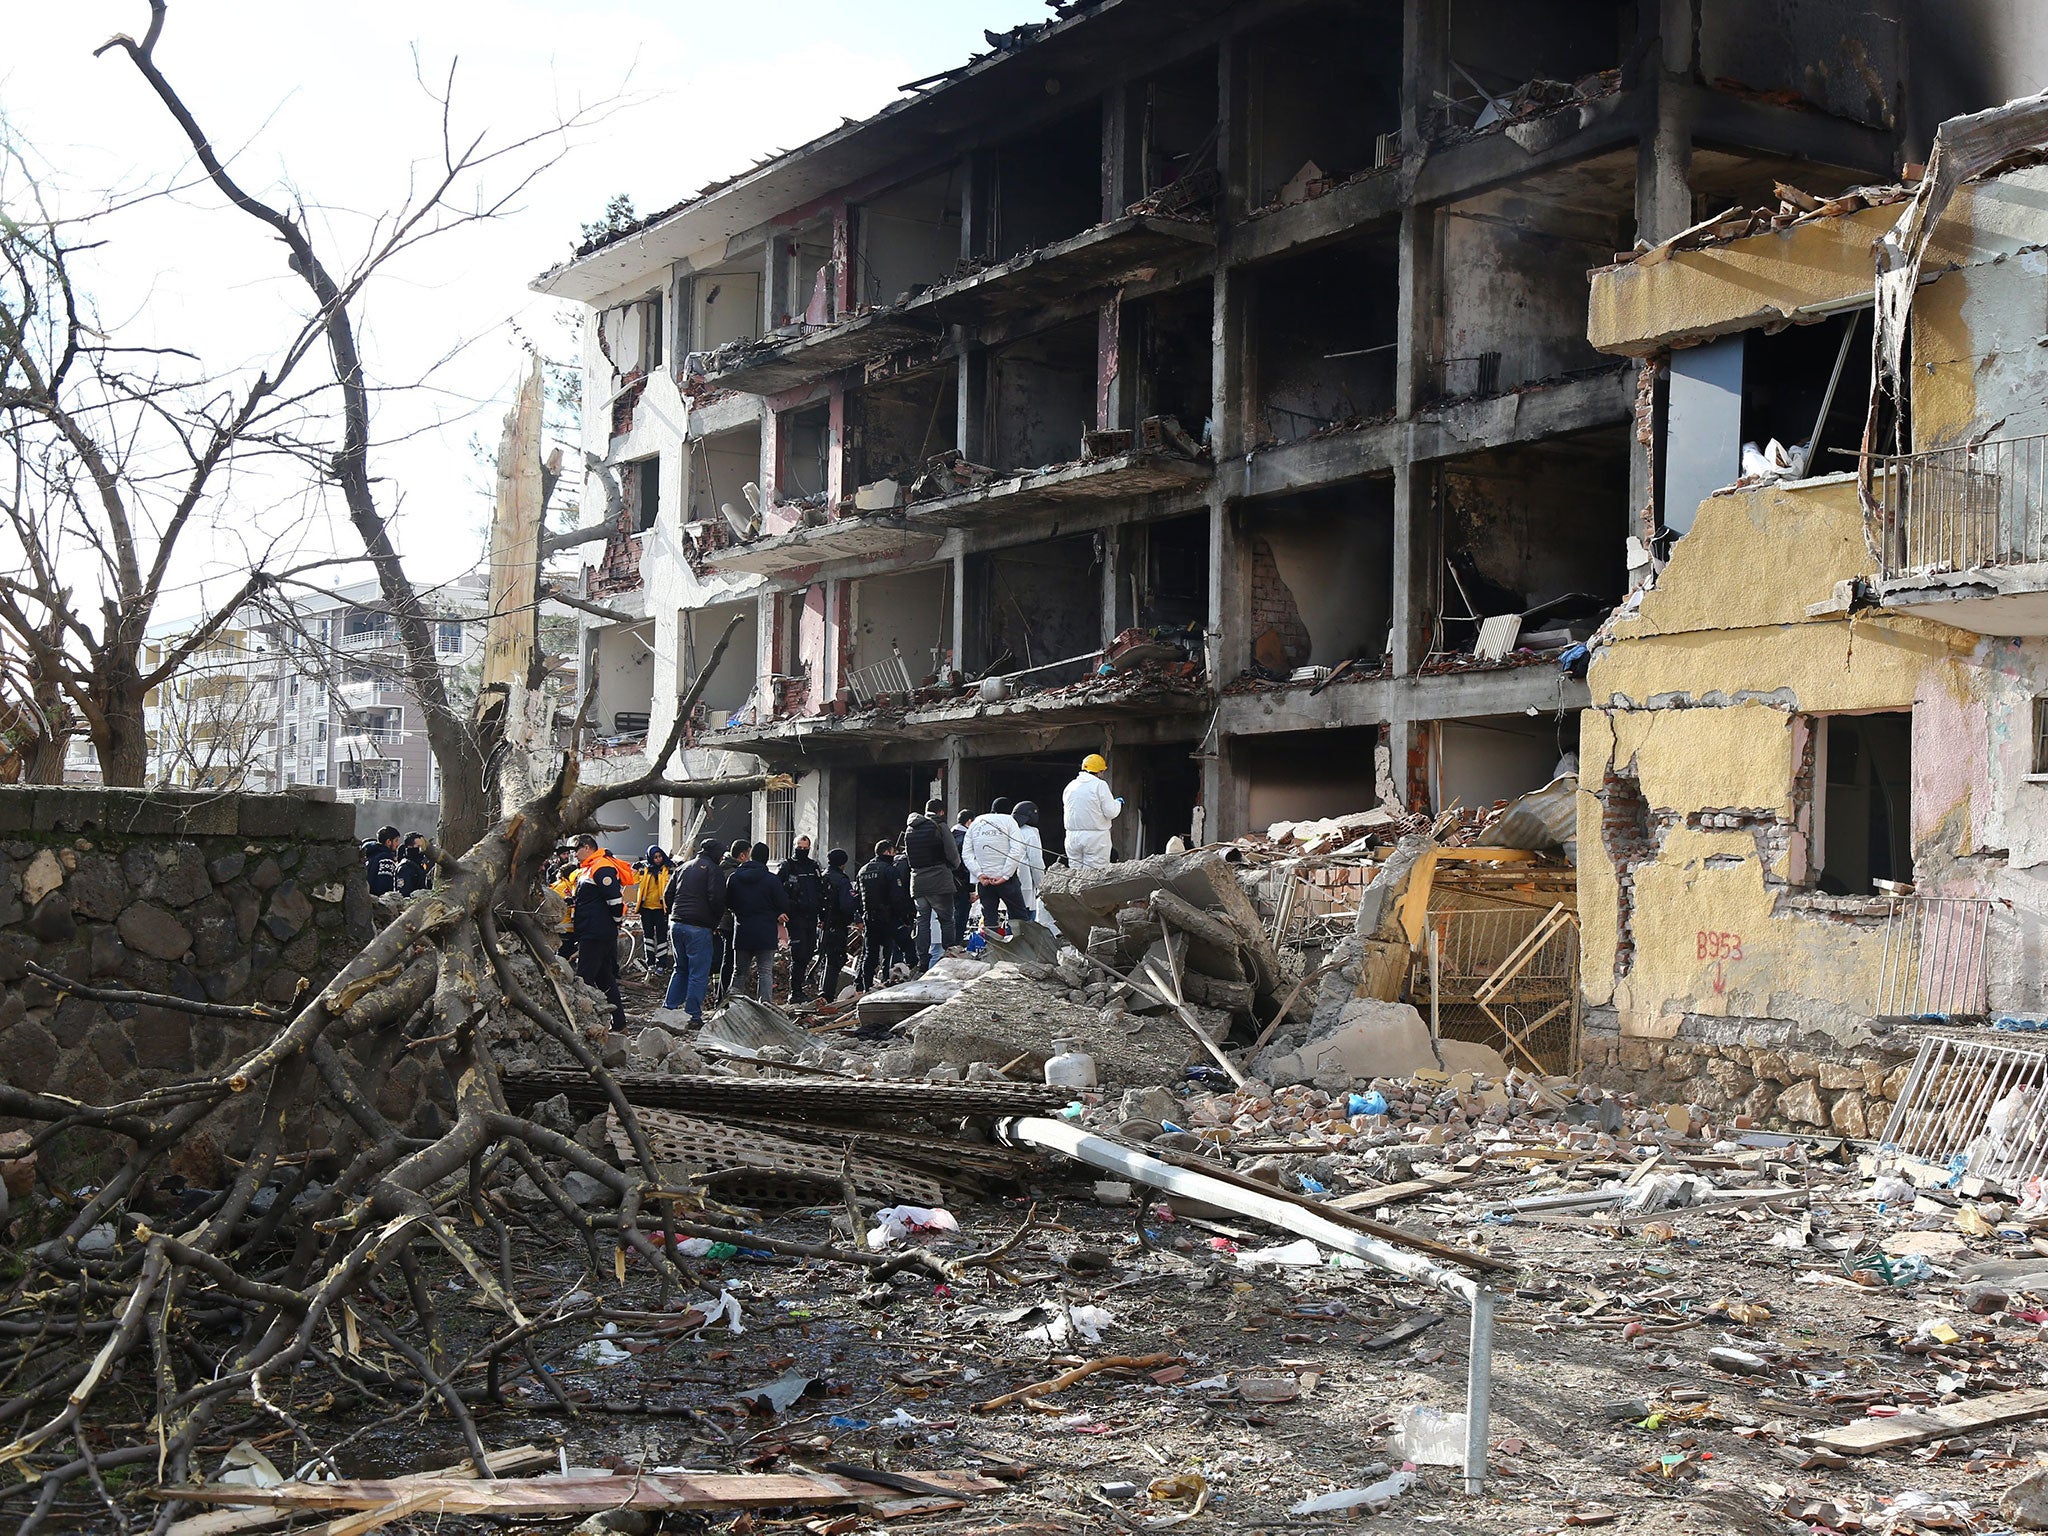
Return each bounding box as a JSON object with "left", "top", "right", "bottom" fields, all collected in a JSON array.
[
  {"left": 1874, "top": 895, "right": 1995, "bottom": 1019},
  {"left": 1877, "top": 433, "right": 2048, "bottom": 578}
]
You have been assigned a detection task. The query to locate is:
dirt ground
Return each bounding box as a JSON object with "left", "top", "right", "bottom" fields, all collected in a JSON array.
[{"left": 310, "top": 973, "right": 2046, "bottom": 1536}]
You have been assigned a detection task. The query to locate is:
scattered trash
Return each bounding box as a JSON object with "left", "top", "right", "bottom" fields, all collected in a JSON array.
[
  {"left": 1392, "top": 1405, "right": 1466, "bottom": 1466},
  {"left": 1289, "top": 1469, "right": 1415, "bottom": 1515},
  {"left": 867, "top": 1206, "right": 961, "bottom": 1248}
]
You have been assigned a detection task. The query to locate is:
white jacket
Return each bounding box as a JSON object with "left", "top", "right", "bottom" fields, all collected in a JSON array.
[
  {"left": 963, "top": 812, "right": 1022, "bottom": 881},
  {"left": 1062, "top": 771, "right": 1122, "bottom": 834},
  {"left": 1015, "top": 824, "right": 1047, "bottom": 908}
]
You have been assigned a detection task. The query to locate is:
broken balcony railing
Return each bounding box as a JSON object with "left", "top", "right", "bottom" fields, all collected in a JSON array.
[
  {"left": 1877, "top": 431, "right": 2048, "bottom": 578},
  {"left": 1879, "top": 1033, "right": 2048, "bottom": 1195},
  {"left": 1874, "top": 895, "right": 1994, "bottom": 1020}
]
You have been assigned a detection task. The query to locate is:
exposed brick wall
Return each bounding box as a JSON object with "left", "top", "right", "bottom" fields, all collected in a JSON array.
[
  {"left": 1599, "top": 763, "right": 1657, "bottom": 978},
  {"left": 1248, "top": 537, "right": 1311, "bottom": 669}
]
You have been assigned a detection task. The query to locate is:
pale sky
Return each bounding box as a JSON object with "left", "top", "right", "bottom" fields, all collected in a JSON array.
[{"left": 5, "top": 0, "right": 1038, "bottom": 621}]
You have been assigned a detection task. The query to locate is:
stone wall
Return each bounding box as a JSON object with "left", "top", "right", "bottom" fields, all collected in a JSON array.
[
  {"left": 1580, "top": 1008, "right": 1915, "bottom": 1138},
  {"left": 0, "top": 786, "right": 380, "bottom": 1182}
]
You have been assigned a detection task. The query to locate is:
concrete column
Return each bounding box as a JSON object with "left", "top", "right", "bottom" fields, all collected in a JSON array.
[
  {"left": 1401, "top": 0, "right": 1449, "bottom": 155},
  {"left": 826, "top": 388, "right": 848, "bottom": 507},
  {"left": 764, "top": 236, "right": 792, "bottom": 331},
  {"left": 950, "top": 550, "right": 967, "bottom": 674},
  {"left": 943, "top": 735, "right": 967, "bottom": 819},
  {"left": 956, "top": 349, "right": 989, "bottom": 464},
  {"left": 1098, "top": 295, "right": 1138, "bottom": 432},
  {"left": 832, "top": 202, "right": 856, "bottom": 318},
  {"left": 1634, "top": 0, "right": 1697, "bottom": 243},
  {"left": 1102, "top": 81, "right": 1144, "bottom": 219},
  {"left": 960, "top": 149, "right": 994, "bottom": 265},
  {"left": 1099, "top": 526, "right": 1122, "bottom": 646}
]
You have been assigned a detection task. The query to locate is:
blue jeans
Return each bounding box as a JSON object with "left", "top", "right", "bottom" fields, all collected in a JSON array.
[{"left": 662, "top": 923, "right": 715, "bottom": 1021}]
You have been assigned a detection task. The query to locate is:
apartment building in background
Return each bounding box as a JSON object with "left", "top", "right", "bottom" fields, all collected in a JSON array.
[{"left": 533, "top": 0, "right": 2036, "bottom": 864}]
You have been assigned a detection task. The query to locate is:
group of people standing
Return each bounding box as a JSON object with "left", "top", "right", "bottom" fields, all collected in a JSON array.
[{"left": 368, "top": 753, "right": 1129, "bottom": 1035}]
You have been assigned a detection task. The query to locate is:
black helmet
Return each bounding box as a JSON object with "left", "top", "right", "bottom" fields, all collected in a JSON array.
[{"left": 1014, "top": 800, "right": 1039, "bottom": 828}]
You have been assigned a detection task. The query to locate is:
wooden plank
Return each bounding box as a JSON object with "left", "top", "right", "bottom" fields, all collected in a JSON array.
[
  {"left": 1806, "top": 1389, "right": 2048, "bottom": 1456},
  {"left": 164, "top": 1445, "right": 551, "bottom": 1536},
  {"left": 159, "top": 1469, "right": 1003, "bottom": 1517},
  {"left": 1329, "top": 1169, "right": 1473, "bottom": 1211}
]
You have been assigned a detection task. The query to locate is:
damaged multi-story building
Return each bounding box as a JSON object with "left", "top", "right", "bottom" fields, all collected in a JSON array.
[
  {"left": 1575, "top": 95, "right": 2048, "bottom": 1132},
  {"left": 533, "top": 0, "right": 2028, "bottom": 867}
]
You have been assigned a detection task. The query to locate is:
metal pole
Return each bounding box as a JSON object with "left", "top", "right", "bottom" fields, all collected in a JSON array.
[{"left": 1463, "top": 1284, "right": 1495, "bottom": 1495}]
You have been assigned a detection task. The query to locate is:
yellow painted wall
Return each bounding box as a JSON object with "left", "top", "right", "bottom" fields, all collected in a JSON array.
[{"left": 1579, "top": 480, "right": 1977, "bottom": 1036}]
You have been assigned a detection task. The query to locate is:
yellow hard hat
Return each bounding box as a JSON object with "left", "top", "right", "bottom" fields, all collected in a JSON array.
[{"left": 1082, "top": 753, "right": 1108, "bottom": 773}]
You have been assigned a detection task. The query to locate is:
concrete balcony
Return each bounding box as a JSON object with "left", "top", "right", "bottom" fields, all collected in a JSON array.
[
  {"left": 1873, "top": 434, "right": 2048, "bottom": 635},
  {"left": 699, "top": 215, "right": 1215, "bottom": 396}
]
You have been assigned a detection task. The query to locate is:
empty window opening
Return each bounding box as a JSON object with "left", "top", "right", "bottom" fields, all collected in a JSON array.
[
  {"left": 842, "top": 566, "right": 950, "bottom": 706},
  {"left": 640, "top": 290, "right": 665, "bottom": 370},
  {"left": 1251, "top": 231, "right": 1400, "bottom": 444},
  {"left": 1129, "top": 52, "right": 1219, "bottom": 215},
  {"left": 1243, "top": 484, "right": 1394, "bottom": 672},
  {"left": 1439, "top": 176, "right": 1629, "bottom": 398},
  {"left": 1237, "top": 725, "right": 1384, "bottom": 828},
  {"left": 856, "top": 168, "right": 964, "bottom": 307},
  {"left": 1435, "top": 0, "right": 1629, "bottom": 139},
  {"left": 778, "top": 402, "right": 831, "bottom": 504},
  {"left": 852, "top": 762, "right": 945, "bottom": 863},
  {"left": 1120, "top": 510, "right": 1211, "bottom": 641},
  {"left": 1431, "top": 714, "right": 1578, "bottom": 818},
  {"left": 588, "top": 620, "right": 655, "bottom": 741},
  {"left": 1741, "top": 312, "right": 1877, "bottom": 477},
  {"left": 984, "top": 107, "right": 1104, "bottom": 263},
  {"left": 1438, "top": 430, "right": 1628, "bottom": 658},
  {"left": 1130, "top": 285, "right": 1213, "bottom": 437},
  {"left": 690, "top": 262, "right": 764, "bottom": 356},
  {"left": 688, "top": 424, "right": 764, "bottom": 535},
  {"left": 1246, "top": 1, "right": 1401, "bottom": 211},
  {"left": 851, "top": 368, "right": 957, "bottom": 505},
  {"left": 788, "top": 218, "right": 837, "bottom": 326},
  {"left": 964, "top": 751, "right": 1080, "bottom": 856},
  {"left": 1811, "top": 712, "right": 1913, "bottom": 896},
  {"left": 988, "top": 318, "right": 1097, "bottom": 471},
  {"left": 684, "top": 599, "right": 759, "bottom": 727},
  {"left": 966, "top": 534, "right": 1102, "bottom": 687},
  {"left": 630, "top": 455, "right": 661, "bottom": 533}
]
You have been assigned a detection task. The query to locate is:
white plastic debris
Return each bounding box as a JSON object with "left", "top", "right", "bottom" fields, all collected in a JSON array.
[
  {"left": 572, "top": 1338, "right": 631, "bottom": 1367},
  {"left": 1289, "top": 1469, "right": 1415, "bottom": 1515},
  {"left": 216, "top": 1442, "right": 284, "bottom": 1489},
  {"left": 680, "top": 1289, "right": 745, "bottom": 1335},
  {"left": 1741, "top": 437, "right": 1810, "bottom": 479},
  {"left": 867, "top": 1205, "right": 960, "bottom": 1248},
  {"left": 1235, "top": 1238, "right": 1323, "bottom": 1268},
  {"left": 1391, "top": 1405, "right": 1466, "bottom": 1466},
  {"left": 1021, "top": 1303, "right": 1116, "bottom": 1346}
]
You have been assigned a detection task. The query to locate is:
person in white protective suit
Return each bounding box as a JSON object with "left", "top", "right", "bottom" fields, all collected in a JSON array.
[
  {"left": 1011, "top": 800, "right": 1048, "bottom": 922},
  {"left": 1061, "top": 753, "right": 1122, "bottom": 870}
]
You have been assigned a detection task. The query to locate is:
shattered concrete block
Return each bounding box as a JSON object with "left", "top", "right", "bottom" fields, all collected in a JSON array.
[
  {"left": 1254, "top": 999, "right": 1473, "bottom": 1090},
  {"left": 1042, "top": 850, "right": 1278, "bottom": 997},
  {"left": 908, "top": 961, "right": 1194, "bottom": 1086}
]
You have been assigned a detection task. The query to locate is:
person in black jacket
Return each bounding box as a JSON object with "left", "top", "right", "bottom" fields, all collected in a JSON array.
[
  {"left": 819, "top": 848, "right": 858, "bottom": 1002},
  {"left": 661, "top": 838, "right": 726, "bottom": 1023},
  {"left": 361, "top": 825, "right": 399, "bottom": 897},
  {"left": 777, "top": 836, "right": 824, "bottom": 1003},
  {"left": 724, "top": 840, "right": 787, "bottom": 1003},
  {"left": 394, "top": 832, "right": 431, "bottom": 896},
  {"left": 902, "top": 798, "right": 963, "bottom": 966},
  {"left": 568, "top": 834, "right": 627, "bottom": 1029},
  {"left": 715, "top": 839, "right": 747, "bottom": 1002},
  {"left": 857, "top": 840, "right": 905, "bottom": 991}
]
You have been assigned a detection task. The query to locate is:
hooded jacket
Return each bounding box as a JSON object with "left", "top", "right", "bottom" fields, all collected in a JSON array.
[
  {"left": 901, "top": 811, "right": 963, "bottom": 900},
  {"left": 667, "top": 850, "right": 727, "bottom": 928},
  {"left": 723, "top": 860, "right": 787, "bottom": 951}
]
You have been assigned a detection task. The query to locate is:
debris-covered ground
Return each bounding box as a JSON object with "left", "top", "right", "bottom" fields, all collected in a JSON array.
[
  {"left": 196, "top": 957, "right": 2048, "bottom": 1535},
  {"left": 105, "top": 823, "right": 2048, "bottom": 1533}
]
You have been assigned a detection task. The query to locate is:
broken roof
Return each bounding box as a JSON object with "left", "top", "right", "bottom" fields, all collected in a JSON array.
[{"left": 529, "top": 0, "right": 1219, "bottom": 305}]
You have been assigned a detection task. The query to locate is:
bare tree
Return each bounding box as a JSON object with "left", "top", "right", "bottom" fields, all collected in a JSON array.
[
  {"left": 0, "top": 130, "right": 341, "bottom": 785},
  {"left": 148, "top": 623, "right": 278, "bottom": 790},
  {"left": 99, "top": 1, "right": 622, "bottom": 852}
]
